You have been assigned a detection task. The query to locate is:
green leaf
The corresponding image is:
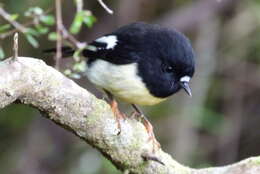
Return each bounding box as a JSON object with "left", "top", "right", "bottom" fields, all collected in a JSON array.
[
  {"left": 35, "top": 24, "right": 49, "bottom": 34},
  {"left": 72, "top": 60, "right": 86, "bottom": 72},
  {"left": 69, "top": 12, "right": 84, "bottom": 34},
  {"left": 64, "top": 69, "right": 72, "bottom": 75},
  {"left": 0, "top": 47, "right": 5, "bottom": 60},
  {"left": 69, "top": 73, "right": 81, "bottom": 79},
  {"left": 83, "top": 15, "right": 96, "bottom": 28},
  {"left": 25, "top": 7, "right": 43, "bottom": 17},
  {"left": 48, "top": 32, "right": 57, "bottom": 41},
  {"left": 25, "top": 34, "right": 39, "bottom": 48},
  {"left": 72, "top": 48, "right": 84, "bottom": 61},
  {"left": 26, "top": 28, "right": 40, "bottom": 36},
  {"left": 0, "top": 24, "right": 11, "bottom": 33},
  {"left": 69, "top": 10, "right": 96, "bottom": 33},
  {"left": 86, "top": 45, "right": 97, "bottom": 52},
  {"left": 33, "top": 7, "right": 44, "bottom": 15},
  {"left": 40, "top": 15, "right": 55, "bottom": 26},
  {"left": 10, "top": 14, "right": 19, "bottom": 20}
]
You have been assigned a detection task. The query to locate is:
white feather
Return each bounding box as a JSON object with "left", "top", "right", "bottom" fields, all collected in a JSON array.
[
  {"left": 85, "top": 60, "right": 166, "bottom": 105},
  {"left": 95, "top": 35, "right": 118, "bottom": 49}
]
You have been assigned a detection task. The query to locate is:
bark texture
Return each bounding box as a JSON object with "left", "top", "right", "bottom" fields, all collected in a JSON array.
[{"left": 0, "top": 57, "right": 259, "bottom": 174}]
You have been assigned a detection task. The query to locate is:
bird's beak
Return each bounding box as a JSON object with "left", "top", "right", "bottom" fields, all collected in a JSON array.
[{"left": 180, "top": 82, "right": 192, "bottom": 97}]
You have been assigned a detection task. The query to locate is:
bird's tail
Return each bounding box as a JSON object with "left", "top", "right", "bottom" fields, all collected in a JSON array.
[
  {"left": 43, "top": 46, "right": 75, "bottom": 57},
  {"left": 44, "top": 45, "right": 98, "bottom": 58}
]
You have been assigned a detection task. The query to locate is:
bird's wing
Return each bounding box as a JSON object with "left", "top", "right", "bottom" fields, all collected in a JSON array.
[
  {"left": 83, "top": 34, "right": 140, "bottom": 65},
  {"left": 83, "top": 23, "right": 152, "bottom": 65}
]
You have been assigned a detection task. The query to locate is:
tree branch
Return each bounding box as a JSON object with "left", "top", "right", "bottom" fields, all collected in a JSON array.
[
  {"left": 97, "top": 0, "right": 114, "bottom": 14},
  {"left": 0, "top": 57, "right": 259, "bottom": 174},
  {"left": 0, "top": 6, "right": 28, "bottom": 33}
]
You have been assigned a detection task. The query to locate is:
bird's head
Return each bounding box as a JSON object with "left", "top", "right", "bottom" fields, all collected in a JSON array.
[
  {"left": 138, "top": 27, "right": 195, "bottom": 98},
  {"left": 161, "top": 29, "right": 195, "bottom": 97}
]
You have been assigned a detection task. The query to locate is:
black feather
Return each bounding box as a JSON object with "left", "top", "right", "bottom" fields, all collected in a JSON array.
[{"left": 43, "top": 46, "right": 75, "bottom": 57}]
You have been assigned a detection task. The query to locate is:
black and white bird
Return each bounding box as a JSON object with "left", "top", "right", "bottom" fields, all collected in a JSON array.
[{"left": 47, "top": 22, "right": 195, "bottom": 149}]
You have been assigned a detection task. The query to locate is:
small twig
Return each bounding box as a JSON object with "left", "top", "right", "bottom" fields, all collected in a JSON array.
[
  {"left": 0, "top": 21, "right": 34, "bottom": 40},
  {"left": 0, "top": 8, "right": 53, "bottom": 40},
  {"left": 13, "top": 32, "right": 18, "bottom": 60},
  {"left": 61, "top": 25, "right": 86, "bottom": 49},
  {"left": 75, "top": 0, "right": 84, "bottom": 13},
  {"left": 0, "top": 7, "right": 28, "bottom": 33},
  {"left": 0, "top": 29, "right": 18, "bottom": 40},
  {"left": 97, "top": 0, "right": 114, "bottom": 14},
  {"left": 55, "top": 0, "right": 63, "bottom": 70}
]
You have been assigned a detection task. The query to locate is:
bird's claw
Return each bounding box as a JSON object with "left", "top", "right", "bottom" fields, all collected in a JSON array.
[{"left": 142, "top": 152, "right": 164, "bottom": 165}]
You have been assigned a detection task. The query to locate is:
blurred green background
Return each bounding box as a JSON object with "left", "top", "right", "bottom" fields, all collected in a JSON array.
[{"left": 1, "top": 0, "right": 260, "bottom": 173}]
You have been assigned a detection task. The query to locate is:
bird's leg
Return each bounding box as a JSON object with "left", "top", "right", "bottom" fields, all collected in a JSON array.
[
  {"left": 131, "top": 104, "right": 161, "bottom": 152},
  {"left": 104, "top": 90, "right": 126, "bottom": 133}
]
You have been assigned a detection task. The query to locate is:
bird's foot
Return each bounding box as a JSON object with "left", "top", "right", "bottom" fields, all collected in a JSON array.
[
  {"left": 110, "top": 99, "right": 126, "bottom": 134},
  {"left": 131, "top": 111, "right": 161, "bottom": 152},
  {"left": 131, "top": 111, "right": 163, "bottom": 165},
  {"left": 143, "top": 116, "right": 161, "bottom": 152}
]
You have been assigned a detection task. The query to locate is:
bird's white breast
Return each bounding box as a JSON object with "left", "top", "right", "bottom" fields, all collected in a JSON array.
[{"left": 85, "top": 59, "right": 166, "bottom": 105}]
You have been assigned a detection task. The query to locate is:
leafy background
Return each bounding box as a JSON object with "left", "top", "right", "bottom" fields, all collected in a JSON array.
[{"left": 0, "top": 0, "right": 260, "bottom": 173}]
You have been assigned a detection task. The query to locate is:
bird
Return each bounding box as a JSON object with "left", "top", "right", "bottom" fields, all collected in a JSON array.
[{"left": 46, "top": 22, "right": 195, "bottom": 151}]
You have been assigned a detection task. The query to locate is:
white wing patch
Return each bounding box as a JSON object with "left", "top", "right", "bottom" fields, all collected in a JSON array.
[
  {"left": 95, "top": 35, "right": 118, "bottom": 49},
  {"left": 180, "top": 76, "right": 190, "bottom": 83}
]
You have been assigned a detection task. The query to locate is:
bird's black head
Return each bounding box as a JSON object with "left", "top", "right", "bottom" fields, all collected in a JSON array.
[{"left": 137, "top": 26, "right": 195, "bottom": 98}]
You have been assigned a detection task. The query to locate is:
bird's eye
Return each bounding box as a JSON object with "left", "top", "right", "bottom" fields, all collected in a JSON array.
[{"left": 165, "top": 66, "right": 173, "bottom": 73}]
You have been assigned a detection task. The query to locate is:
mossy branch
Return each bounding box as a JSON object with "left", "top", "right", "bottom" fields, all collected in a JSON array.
[{"left": 0, "top": 57, "right": 259, "bottom": 174}]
